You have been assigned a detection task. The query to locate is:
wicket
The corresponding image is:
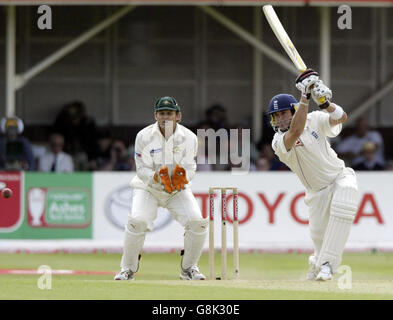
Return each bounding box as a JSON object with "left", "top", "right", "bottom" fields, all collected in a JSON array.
[{"left": 208, "top": 187, "right": 239, "bottom": 280}]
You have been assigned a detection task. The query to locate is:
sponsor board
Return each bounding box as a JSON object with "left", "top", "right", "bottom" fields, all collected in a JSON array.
[
  {"left": 27, "top": 187, "right": 91, "bottom": 228},
  {"left": 2, "top": 171, "right": 392, "bottom": 248},
  {"left": 0, "top": 172, "right": 93, "bottom": 239},
  {"left": 93, "top": 172, "right": 176, "bottom": 245},
  {"left": 93, "top": 172, "right": 393, "bottom": 250},
  {"left": 0, "top": 172, "right": 23, "bottom": 233}
]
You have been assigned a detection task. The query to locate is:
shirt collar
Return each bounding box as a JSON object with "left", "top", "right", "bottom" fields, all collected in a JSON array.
[
  {"left": 153, "top": 122, "right": 162, "bottom": 137},
  {"left": 153, "top": 121, "right": 185, "bottom": 139}
]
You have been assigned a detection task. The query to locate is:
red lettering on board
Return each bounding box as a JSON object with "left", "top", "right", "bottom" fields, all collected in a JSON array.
[
  {"left": 194, "top": 193, "right": 210, "bottom": 219},
  {"left": 226, "top": 193, "right": 253, "bottom": 224},
  {"left": 257, "top": 193, "right": 285, "bottom": 224},
  {"left": 195, "top": 192, "right": 253, "bottom": 225},
  {"left": 354, "top": 193, "right": 384, "bottom": 224},
  {"left": 290, "top": 192, "right": 308, "bottom": 225}
]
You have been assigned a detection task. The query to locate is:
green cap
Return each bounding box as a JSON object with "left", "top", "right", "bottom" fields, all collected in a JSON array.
[{"left": 154, "top": 96, "right": 180, "bottom": 112}]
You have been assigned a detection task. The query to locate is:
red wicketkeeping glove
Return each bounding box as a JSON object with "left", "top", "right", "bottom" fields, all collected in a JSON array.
[
  {"left": 171, "top": 165, "right": 188, "bottom": 191},
  {"left": 154, "top": 166, "right": 174, "bottom": 194}
]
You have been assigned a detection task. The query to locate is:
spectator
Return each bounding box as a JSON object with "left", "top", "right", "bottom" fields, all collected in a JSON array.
[
  {"left": 229, "top": 124, "right": 258, "bottom": 172},
  {"left": 203, "top": 105, "right": 234, "bottom": 170},
  {"left": 386, "top": 159, "right": 393, "bottom": 171},
  {"left": 212, "top": 138, "right": 231, "bottom": 172},
  {"left": 353, "top": 142, "right": 385, "bottom": 171},
  {"left": 31, "top": 143, "right": 47, "bottom": 170},
  {"left": 0, "top": 117, "right": 35, "bottom": 171},
  {"left": 196, "top": 120, "right": 229, "bottom": 171},
  {"left": 127, "top": 144, "right": 137, "bottom": 171},
  {"left": 54, "top": 101, "right": 97, "bottom": 169},
  {"left": 335, "top": 116, "right": 385, "bottom": 167},
  {"left": 89, "top": 129, "right": 112, "bottom": 171},
  {"left": 257, "top": 113, "right": 275, "bottom": 150},
  {"left": 101, "top": 139, "right": 132, "bottom": 171},
  {"left": 259, "top": 143, "right": 288, "bottom": 171},
  {"left": 205, "top": 104, "right": 230, "bottom": 131},
  {"left": 195, "top": 122, "right": 213, "bottom": 172},
  {"left": 38, "top": 133, "right": 74, "bottom": 173},
  {"left": 255, "top": 156, "right": 272, "bottom": 171}
]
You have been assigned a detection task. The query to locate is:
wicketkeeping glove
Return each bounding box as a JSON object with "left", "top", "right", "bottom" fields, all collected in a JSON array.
[
  {"left": 171, "top": 165, "right": 188, "bottom": 191},
  {"left": 311, "top": 80, "right": 332, "bottom": 109},
  {"left": 295, "top": 68, "right": 319, "bottom": 98},
  {"left": 154, "top": 166, "right": 174, "bottom": 194}
]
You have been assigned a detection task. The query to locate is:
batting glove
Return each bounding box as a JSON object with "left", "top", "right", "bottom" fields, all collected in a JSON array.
[
  {"left": 295, "top": 68, "right": 319, "bottom": 98},
  {"left": 311, "top": 80, "right": 332, "bottom": 109}
]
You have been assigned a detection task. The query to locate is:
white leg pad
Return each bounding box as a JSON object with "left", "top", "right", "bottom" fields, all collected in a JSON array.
[
  {"left": 120, "top": 217, "right": 148, "bottom": 273},
  {"left": 181, "top": 218, "right": 209, "bottom": 270},
  {"left": 316, "top": 186, "right": 359, "bottom": 273}
]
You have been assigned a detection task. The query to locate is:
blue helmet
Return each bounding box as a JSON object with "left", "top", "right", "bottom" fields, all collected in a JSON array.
[{"left": 268, "top": 94, "right": 298, "bottom": 132}]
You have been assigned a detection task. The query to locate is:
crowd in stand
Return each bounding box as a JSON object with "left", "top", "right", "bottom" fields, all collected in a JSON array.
[
  {"left": 0, "top": 101, "right": 392, "bottom": 172},
  {"left": 0, "top": 101, "right": 136, "bottom": 173}
]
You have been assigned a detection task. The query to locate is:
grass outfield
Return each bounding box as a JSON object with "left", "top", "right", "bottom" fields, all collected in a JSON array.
[{"left": 0, "top": 252, "right": 393, "bottom": 300}]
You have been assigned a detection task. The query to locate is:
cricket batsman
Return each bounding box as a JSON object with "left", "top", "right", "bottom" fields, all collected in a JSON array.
[
  {"left": 114, "top": 96, "right": 208, "bottom": 281},
  {"left": 268, "top": 69, "right": 359, "bottom": 280}
]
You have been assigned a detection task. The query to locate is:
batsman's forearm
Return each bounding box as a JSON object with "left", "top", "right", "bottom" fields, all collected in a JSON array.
[
  {"left": 325, "top": 102, "right": 334, "bottom": 113},
  {"left": 326, "top": 102, "right": 347, "bottom": 123},
  {"left": 290, "top": 95, "right": 309, "bottom": 135},
  {"left": 325, "top": 102, "right": 345, "bottom": 113}
]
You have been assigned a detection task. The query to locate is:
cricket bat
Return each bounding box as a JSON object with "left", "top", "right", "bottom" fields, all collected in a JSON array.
[{"left": 263, "top": 5, "right": 327, "bottom": 104}]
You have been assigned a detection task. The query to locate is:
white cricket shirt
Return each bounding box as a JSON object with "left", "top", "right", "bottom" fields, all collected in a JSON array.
[
  {"left": 272, "top": 111, "right": 345, "bottom": 191},
  {"left": 131, "top": 122, "right": 198, "bottom": 192}
]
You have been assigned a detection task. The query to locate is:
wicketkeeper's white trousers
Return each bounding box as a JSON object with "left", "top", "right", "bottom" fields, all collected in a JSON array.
[
  {"left": 131, "top": 187, "right": 203, "bottom": 230},
  {"left": 120, "top": 187, "right": 207, "bottom": 272}
]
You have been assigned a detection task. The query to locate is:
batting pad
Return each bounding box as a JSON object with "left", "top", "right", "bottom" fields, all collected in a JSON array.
[
  {"left": 120, "top": 218, "right": 147, "bottom": 273},
  {"left": 316, "top": 186, "right": 359, "bottom": 273},
  {"left": 182, "top": 218, "right": 208, "bottom": 270}
]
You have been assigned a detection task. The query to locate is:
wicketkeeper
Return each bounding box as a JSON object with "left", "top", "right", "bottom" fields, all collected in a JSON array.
[
  {"left": 114, "top": 96, "right": 208, "bottom": 281},
  {"left": 268, "top": 69, "right": 359, "bottom": 281}
]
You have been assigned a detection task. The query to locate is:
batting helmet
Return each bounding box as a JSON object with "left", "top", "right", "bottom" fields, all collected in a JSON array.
[{"left": 268, "top": 94, "right": 298, "bottom": 132}]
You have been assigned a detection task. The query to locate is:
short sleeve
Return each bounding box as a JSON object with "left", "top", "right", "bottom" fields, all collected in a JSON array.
[
  {"left": 272, "top": 132, "right": 290, "bottom": 161},
  {"left": 311, "top": 111, "right": 342, "bottom": 138}
]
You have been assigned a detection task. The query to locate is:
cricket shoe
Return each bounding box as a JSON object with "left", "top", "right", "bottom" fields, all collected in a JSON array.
[
  {"left": 306, "top": 255, "right": 318, "bottom": 281},
  {"left": 180, "top": 265, "right": 206, "bottom": 280},
  {"left": 114, "top": 268, "right": 135, "bottom": 281},
  {"left": 316, "top": 262, "right": 332, "bottom": 281}
]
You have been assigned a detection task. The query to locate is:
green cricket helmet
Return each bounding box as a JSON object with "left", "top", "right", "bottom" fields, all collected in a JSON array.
[{"left": 154, "top": 96, "right": 181, "bottom": 112}]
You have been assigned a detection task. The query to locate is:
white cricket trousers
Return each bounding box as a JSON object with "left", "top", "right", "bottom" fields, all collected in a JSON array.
[
  {"left": 120, "top": 187, "right": 207, "bottom": 273},
  {"left": 305, "top": 167, "right": 359, "bottom": 273},
  {"left": 131, "top": 188, "right": 203, "bottom": 230}
]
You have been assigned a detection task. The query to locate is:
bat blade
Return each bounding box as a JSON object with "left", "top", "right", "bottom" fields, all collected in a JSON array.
[
  {"left": 263, "top": 5, "right": 327, "bottom": 105},
  {"left": 263, "top": 5, "right": 307, "bottom": 72}
]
